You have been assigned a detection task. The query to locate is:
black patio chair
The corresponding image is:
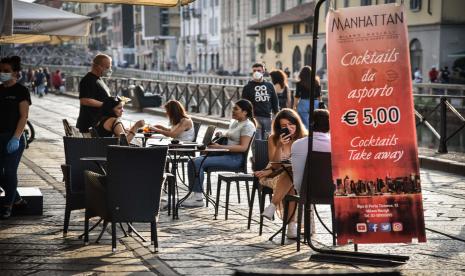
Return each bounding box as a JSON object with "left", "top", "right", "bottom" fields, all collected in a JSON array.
[
  {"left": 281, "top": 151, "right": 336, "bottom": 251},
  {"left": 206, "top": 132, "right": 255, "bottom": 208},
  {"left": 84, "top": 145, "right": 168, "bottom": 252},
  {"left": 133, "top": 85, "right": 162, "bottom": 110},
  {"left": 61, "top": 136, "right": 119, "bottom": 236}
]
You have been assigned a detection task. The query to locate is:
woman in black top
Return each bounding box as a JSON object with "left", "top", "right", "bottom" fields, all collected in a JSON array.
[
  {"left": 270, "top": 69, "right": 291, "bottom": 109},
  {"left": 293, "top": 66, "right": 321, "bottom": 129},
  {"left": 94, "top": 97, "right": 144, "bottom": 143},
  {"left": 0, "top": 56, "right": 31, "bottom": 219}
]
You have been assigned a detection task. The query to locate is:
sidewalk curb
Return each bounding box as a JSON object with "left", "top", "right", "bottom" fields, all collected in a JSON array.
[
  {"left": 52, "top": 91, "right": 465, "bottom": 175},
  {"left": 419, "top": 156, "right": 465, "bottom": 176}
]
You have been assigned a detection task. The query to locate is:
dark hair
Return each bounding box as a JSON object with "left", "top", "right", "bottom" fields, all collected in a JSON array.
[
  {"left": 101, "top": 96, "right": 123, "bottom": 117},
  {"left": 164, "top": 100, "right": 188, "bottom": 126},
  {"left": 312, "top": 109, "right": 330, "bottom": 133},
  {"left": 235, "top": 99, "right": 257, "bottom": 126},
  {"left": 271, "top": 108, "right": 307, "bottom": 145},
  {"left": 269, "top": 69, "right": 288, "bottom": 88},
  {"left": 298, "top": 66, "right": 320, "bottom": 90},
  {"left": 252, "top": 63, "right": 264, "bottom": 69},
  {"left": 0, "top": 56, "right": 22, "bottom": 72}
]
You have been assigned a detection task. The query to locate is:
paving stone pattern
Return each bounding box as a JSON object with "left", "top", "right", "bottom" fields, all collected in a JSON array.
[{"left": 1, "top": 95, "right": 465, "bottom": 275}]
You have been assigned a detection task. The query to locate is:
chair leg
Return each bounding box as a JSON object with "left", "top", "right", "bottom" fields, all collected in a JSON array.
[
  {"left": 225, "top": 180, "right": 231, "bottom": 220},
  {"left": 215, "top": 178, "right": 222, "bottom": 219},
  {"left": 245, "top": 181, "right": 250, "bottom": 205},
  {"left": 236, "top": 181, "right": 241, "bottom": 204},
  {"left": 259, "top": 189, "right": 267, "bottom": 236},
  {"left": 206, "top": 172, "right": 211, "bottom": 207},
  {"left": 63, "top": 207, "right": 71, "bottom": 236},
  {"left": 84, "top": 212, "right": 89, "bottom": 245},
  {"left": 297, "top": 202, "right": 303, "bottom": 252},
  {"left": 247, "top": 181, "right": 257, "bottom": 230},
  {"left": 331, "top": 203, "right": 336, "bottom": 246},
  {"left": 181, "top": 162, "right": 186, "bottom": 183},
  {"left": 111, "top": 222, "right": 116, "bottom": 252},
  {"left": 281, "top": 199, "right": 289, "bottom": 245},
  {"left": 96, "top": 221, "right": 109, "bottom": 243},
  {"left": 151, "top": 221, "right": 158, "bottom": 253}
]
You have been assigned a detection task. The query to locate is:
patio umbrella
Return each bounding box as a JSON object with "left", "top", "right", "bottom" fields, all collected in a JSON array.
[
  {"left": 63, "top": 0, "right": 195, "bottom": 7},
  {"left": 0, "top": 0, "right": 91, "bottom": 44}
]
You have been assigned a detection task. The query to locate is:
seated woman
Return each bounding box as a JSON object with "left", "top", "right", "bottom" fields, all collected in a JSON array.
[
  {"left": 94, "top": 96, "right": 145, "bottom": 143},
  {"left": 182, "top": 99, "right": 257, "bottom": 207},
  {"left": 255, "top": 108, "right": 307, "bottom": 239},
  {"left": 150, "top": 100, "right": 195, "bottom": 142}
]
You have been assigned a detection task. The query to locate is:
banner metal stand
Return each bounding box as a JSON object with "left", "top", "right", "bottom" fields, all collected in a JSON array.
[{"left": 303, "top": 0, "right": 409, "bottom": 267}]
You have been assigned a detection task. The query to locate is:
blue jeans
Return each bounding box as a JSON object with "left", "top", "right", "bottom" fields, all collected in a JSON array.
[
  {"left": 0, "top": 133, "right": 25, "bottom": 206},
  {"left": 188, "top": 154, "right": 243, "bottom": 193},
  {"left": 297, "top": 99, "right": 319, "bottom": 130},
  {"left": 255, "top": 116, "right": 271, "bottom": 140}
]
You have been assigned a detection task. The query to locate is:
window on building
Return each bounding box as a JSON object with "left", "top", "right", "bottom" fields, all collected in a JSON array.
[
  {"left": 304, "top": 45, "right": 312, "bottom": 66},
  {"left": 344, "top": 0, "right": 349, "bottom": 7},
  {"left": 274, "top": 27, "right": 283, "bottom": 53},
  {"left": 252, "top": 0, "right": 257, "bottom": 15},
  {"left": 293, "top": 24, "right": 300, "bottom": 34},
  {"left": 266, "top": 0, "right": 271, "bottom": 14},
  {"left": 276, "top": 61, "right": 282, "bottom": 69},
  {"left": 292, "top": 46, "right": 301, "bottom": 73},
  {"left": 361, "top": 0, "right": 372, "bottom": 5},
  {"left": 281, "top": 0, "right": 286, "bottom": 12},
  {"left": 410, "top": 39, "right": 422, "bottom": 74},
  {"left": 385, "top": 0, "right": 396, "bottom": 3},
  {"left": 322, "top": 44, "right": 327, "bottom": 70},
  {"left": 304, "top": 23, "right": 311, "bottom": 33},
  {"left": 237, "top": 0, "right": 240, "bottom": 17},
  {"left": 297, "top": 0, "right": 304, "bottom": 5},
  {"left": 410, "top": 0, "right": 421, "bottom": 11}
]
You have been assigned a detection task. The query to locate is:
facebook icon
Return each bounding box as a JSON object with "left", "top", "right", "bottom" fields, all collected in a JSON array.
[{"left": 368, "top": 223, "right": 378, "bottom": 232}]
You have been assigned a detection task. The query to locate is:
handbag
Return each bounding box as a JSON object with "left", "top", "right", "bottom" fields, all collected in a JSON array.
[{"left": 210, "top": 136, "right": 228, "bottom": 145}]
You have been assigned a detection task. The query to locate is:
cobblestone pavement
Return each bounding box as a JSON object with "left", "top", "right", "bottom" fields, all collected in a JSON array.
[{"left": 1, "top": 94, "right": 465, "bottom": 275}]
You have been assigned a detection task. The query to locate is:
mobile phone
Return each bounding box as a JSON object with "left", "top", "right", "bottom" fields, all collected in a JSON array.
[{"left": 280, "top": 127, "right": 290, "bottom": 136}]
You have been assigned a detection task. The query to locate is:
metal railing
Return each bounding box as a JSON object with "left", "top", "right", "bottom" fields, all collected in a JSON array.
[{"left": 64, "top": 74, "right": 465, "bottom": 153}]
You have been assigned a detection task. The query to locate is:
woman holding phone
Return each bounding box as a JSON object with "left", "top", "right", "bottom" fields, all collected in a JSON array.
[{"left": 254, "top": 108, "right": 307, "bottom": 239}]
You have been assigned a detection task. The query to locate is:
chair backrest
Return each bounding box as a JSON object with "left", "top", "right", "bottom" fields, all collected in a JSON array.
[
  {"left": 239, "top": 132, "right": 255, "bottom": 173},
  {"left": 253, "top": 139, "right": 269, "bottom": 171},
  {"left": 119, "top": 133, "right": 129, "bottom": 146},
  {"left": 300, "top": 151, "right": 334, "bottom": 205},
  {"left": 106, "top": 146, "right": 168, "bottom": 221},
  {"left": 89, "top": 127, "right": 99, "bottom": 138},
  {"left": 192, "top": 121, "right": 201, "bottom": 142},
  {"left": 63, "top": 137, "right": 119, "bottom": 193},
  {"left": 62, "top": 119, "right": 73, "bottom": 137},
  {"left": 201, "top": 125, "right": 216, "bottom": 145},
  {"left": 134, "top": 85, "right": 145, "bottom": 97}
]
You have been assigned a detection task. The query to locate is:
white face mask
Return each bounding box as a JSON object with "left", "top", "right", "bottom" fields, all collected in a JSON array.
[
  {"left": 252, "top": 71, "right": 263, "bottom": 80},
  {"left": 102, "top": 68, "right": 112, "bottom": 78},
  {"left": 0, "top": 73, "right": 12, "bottom": 82}
]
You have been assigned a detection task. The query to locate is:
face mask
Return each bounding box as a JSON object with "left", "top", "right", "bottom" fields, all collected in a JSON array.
[
  {"left": 0, "top": 73, "right": 12, "bottom": 82},
  {"left": 252, "top": 71, "right": 263, "bottom": 80},
  {"left": 102, "top": 68, "right": 112, "bottom": 78}
]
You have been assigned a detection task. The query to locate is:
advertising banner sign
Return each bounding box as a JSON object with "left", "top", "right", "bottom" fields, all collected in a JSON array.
[{"left": 326, "top": 4, "right": 426, "bottom": 244}]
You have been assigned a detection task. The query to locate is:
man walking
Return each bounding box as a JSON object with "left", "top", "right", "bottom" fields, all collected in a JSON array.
[
  {"left": 241, "top": 63, "right": 279, "bottom": 140},
  {"left": 76, "top": 54, "right": 112, "bottom": 133}
]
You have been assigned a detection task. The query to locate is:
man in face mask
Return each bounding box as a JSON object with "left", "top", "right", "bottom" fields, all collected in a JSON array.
[
  {"left": 76, "top": 54, "right": 113, "bottom": 133},
  {"left": 241, "top": 63, "right": 279, "bottom": 140}
]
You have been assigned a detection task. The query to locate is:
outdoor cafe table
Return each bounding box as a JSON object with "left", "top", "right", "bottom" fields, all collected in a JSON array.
[
  {"left": 171, "top": 148, "right": 230, "bottom": 219},
  {"left": 134, "top": 133, "right": 167, "bottom": 147}
]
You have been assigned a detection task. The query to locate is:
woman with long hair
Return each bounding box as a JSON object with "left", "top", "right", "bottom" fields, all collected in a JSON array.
[
  {"left": 0, "top": 56, "right": 30, "bottom": 219},
  {"left": 94, "top": 96, "right": 144, "bottom": 142},
  {"left": 254, "top": 108, "right": 307, "bottom": 239},
  {"left": 293, "top": 66, "right": 321, "bottom": 129},
  {"left": 269, "top": 69, "right": 291, "bottom": 109},
  {"left": 182, "top": 99, "right": 257, "bottom": 207},
  {"left": 151, "top": 100, "right": 195, "bottom": 141}
]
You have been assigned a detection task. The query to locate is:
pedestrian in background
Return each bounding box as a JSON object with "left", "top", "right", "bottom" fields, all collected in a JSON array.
[
  {"left": 440, "top": 66, "right": 450, "bottom": 83},
  {"left": 76, "top": 54, "right": 112, "bottom": 133},
  {"left": 293, "top": 66, "right": 321, "bottom": 129},
  {"left": 34, "top": 68, "right": 46, "bottom": 97},
  {"left": 269, "top": 69, "right": 291, "bottom": 109},
  {"left": 414, "top": 67, "right": 423, "bottom": 83},
  {"left": 0, "top": 56, "right": 31, "bottom": 219},
  {"left": 52, "top": 70, "right": 63, "bottom": 91},
  {"left": 241, "top": 63, "right": 279, "bottom": 140}
]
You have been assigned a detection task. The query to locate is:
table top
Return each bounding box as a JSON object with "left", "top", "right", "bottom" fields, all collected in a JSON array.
[
  {"left": 168, "top": 148, "right": 230, "bottom": 153},
  {"left": 134, "top": 133, "right": 167, "bottom": 140}
]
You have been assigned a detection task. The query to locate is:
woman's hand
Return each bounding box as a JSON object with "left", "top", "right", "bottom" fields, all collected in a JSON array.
[
  {"left": 254, "top": 169, "right": 272, "bottom": 178},
  {"left": 134, "top": 120, "right": 145, "bottom": 129},
  {"left": 279, "top": 133, "right": 292, "bottom": 146},
  {"left": 208, "top": 143, "right": 222, "bottom": 149}
]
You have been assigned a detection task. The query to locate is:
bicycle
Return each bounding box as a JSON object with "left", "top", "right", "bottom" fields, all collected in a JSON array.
[{"left": 24, "top": 120, "right": 35, "bottom": 148}]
